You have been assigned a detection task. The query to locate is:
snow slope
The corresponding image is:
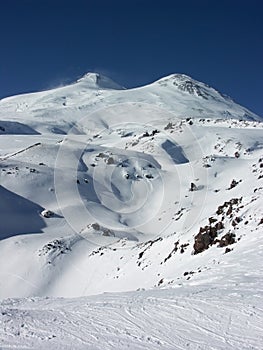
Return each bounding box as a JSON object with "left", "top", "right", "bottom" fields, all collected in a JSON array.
[{"left": 0, "top": 72, "right": 262, "bottom": 349}]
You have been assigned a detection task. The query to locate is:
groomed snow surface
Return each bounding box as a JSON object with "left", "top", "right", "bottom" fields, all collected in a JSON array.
[{"left": 0, "top": 73, "right": 262, "bottom": 349}]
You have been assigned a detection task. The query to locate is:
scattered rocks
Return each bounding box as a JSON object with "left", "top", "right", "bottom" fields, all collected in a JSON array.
[
  {"left": 216, "top": 198, "right": 241, "bottom": 215},
  {"left": 142, "top": 129, "right": 159, "bottom": 137},
  {"left": 89, "top": 222, "right": 115, "bottom": 237},
  {"left": 194, "top": 198, "right": 243, "bottom": 254},
  {"left": 38, "top": 239, "right": 70, "bottom": 257},
  {"left": 162, "top": 241, "right": 179, "bottom": 263},
  {"left": 138, "top": 237, "right": 163, "bottom": 267},
  {"left": 164, "top": 122, "right": 173, "bottom": 130},
  {"left": 183, "top": 271, "right": 194, "bottom": 276}
]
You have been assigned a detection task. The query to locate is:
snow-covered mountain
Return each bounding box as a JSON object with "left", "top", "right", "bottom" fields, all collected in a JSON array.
[{"left": 0, "top": 73, "right": 262, "bottom": 349}]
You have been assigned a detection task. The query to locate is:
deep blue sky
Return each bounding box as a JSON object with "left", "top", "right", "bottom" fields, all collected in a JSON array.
[{"left": 0, "top": 0, "right": 262, "bottom": 116}]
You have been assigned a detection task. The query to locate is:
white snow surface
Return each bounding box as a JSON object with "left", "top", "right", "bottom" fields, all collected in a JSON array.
[{"left": 0, "top": 72, "right": 262, "bottom": 349}]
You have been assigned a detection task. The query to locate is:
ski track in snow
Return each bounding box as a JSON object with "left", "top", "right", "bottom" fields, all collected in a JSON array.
[{"left": 0, "top": 287, "right": 262, "bottom": 350}]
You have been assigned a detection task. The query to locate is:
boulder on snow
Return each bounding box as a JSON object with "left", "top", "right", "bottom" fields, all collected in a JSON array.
[{"left": 41, "top": 209, "right": 54, "bottom": 218}]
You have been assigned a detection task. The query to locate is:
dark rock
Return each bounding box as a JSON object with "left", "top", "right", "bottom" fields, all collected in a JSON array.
[
  {"left": 226, "top": 205, "right": 233, "bottom": 216},
  {"left": 138, "top": 251, "right": 144, "bottom": 259},
  {"left": 232, "top": 216, "right": 242, "bottom": 227},
  {"left": 163, "top": 241, "right": 179, "bottom": 263},
  {"left": 228, "top": 179, "right": 239, "bottom": 189},
  {"left": 190, "top": 182, "right": 198, "bottom": 191},
  {"left": 91, "top": 223, "right": 100, "bottom": 231},
  {"left": 164, "top": 122, "right": 173, "bottom": 130},
  {"left": 225, "top": 247, "right": 233, "bottom": 254},
  {"left": 106, "top": 157, "right": 115, "bottom": 165},
  {"left": 218, "top": 233, "right": 236, "bottom": 247},
  {"left": 209, "top": 217, "right": 217, "bottom": 224},
  {"left": 215, "top": 221, "right": 224, "bottom": 230},
  {"left": 180, "top": 243, "right": 189, "bottom": 254},
  {"left": 193, "top": 232, "right": 212, "bottom": 254},
  {"left": 142, "top": 131, "right": 150, "bottom": 137},
  {"left": 41, "top": 210, "right": 54, "bottom": 218},
  {"left": 158, "top": 278, "right": 164, "bottom": 286},
  {"left": 97, "top": 152, "right": 106, "bottom": 158}
]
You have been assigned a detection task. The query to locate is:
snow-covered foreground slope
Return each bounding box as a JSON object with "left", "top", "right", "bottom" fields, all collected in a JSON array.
[
  {"left": 1, "top": 214, "right": 263, "bottom": 349},
  {"left": 0, "top": 72, "right": 262, "bottom": 348},
  {"left": 1, "top": 281, "right": 263, "bottom": 350}
]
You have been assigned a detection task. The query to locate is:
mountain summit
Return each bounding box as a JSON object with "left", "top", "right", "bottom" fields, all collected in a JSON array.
[
  {"left": 77, "top": 72, "right": 125, "bottom": 90},
  {"left": 156, "top": 73, "right": 233, "bottom": 102}
]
